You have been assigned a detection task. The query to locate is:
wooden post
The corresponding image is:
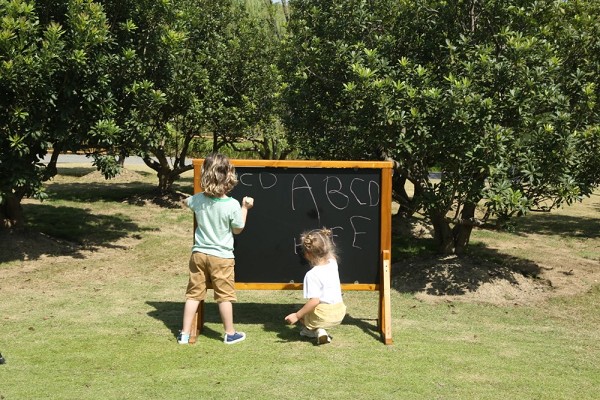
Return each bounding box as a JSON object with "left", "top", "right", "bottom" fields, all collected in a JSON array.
[
  {"left": 379, "top": 164, "right": 393, "bottom": 344},
  {"left": 379, "top": 250, "right": 393, "bottom": 344},
  {"left": 189, "top": 161, "right": 203, "bottom": 344},
  {"left": 189, "top": 300, "right": 204, "bottom": 344}
]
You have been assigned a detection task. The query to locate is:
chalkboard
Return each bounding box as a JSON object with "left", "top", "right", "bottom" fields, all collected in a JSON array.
[{"left": 192, "top": 160, "right": 393, "bottom": 288}]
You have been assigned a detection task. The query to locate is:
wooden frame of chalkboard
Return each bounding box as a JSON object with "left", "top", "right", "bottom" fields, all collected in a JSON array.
[{"left": 189, "top": 159, "right": 393, "bottom": 345}]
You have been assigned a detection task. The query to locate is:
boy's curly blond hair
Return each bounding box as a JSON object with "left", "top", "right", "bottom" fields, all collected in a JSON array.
[{"left": 201, "top": 153, "right": 238, "bottom": 197}]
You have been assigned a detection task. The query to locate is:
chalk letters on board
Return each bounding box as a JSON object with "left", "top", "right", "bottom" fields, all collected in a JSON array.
[{"left": 229, "top": 167, "right": 382, "bottom": 285}]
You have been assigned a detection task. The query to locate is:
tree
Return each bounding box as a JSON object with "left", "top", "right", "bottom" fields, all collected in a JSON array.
[
  {"left": 1, "top": 0, "right": 291, "bottom": 231},
  {"left": 97, "top": 0, "right": 192, "bottom": 193},
  {"left": 224, "top": 0, "right": 292, "bottom": 160},
  {"left": 0, "top": 0, "right": 115, "bottom": 229},
  {"left": 282, "top": 0, "right": 600, "bottom": 254},
  {"left": 100, "top": 0, "right": 288, "bottom": 194}
]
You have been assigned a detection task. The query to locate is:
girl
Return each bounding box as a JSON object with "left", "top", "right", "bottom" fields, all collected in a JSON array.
[
  {"left": 284, "top": 228, "right": 347, "bottom": 344},
  {"left": 178, "top": 153, "right": 254, "bottom": 345}
]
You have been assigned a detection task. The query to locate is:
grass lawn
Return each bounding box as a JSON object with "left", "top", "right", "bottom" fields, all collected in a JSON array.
[{"left": 1, "top": 164, "right": 598, "bottom": 399}]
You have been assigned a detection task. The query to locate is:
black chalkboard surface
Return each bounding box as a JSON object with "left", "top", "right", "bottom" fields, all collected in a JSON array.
[
  {"left": 192, "top": 159, "right": 393, "bottom": 287},
  {"left": 230, "top": 166, "right": 383, "bottom": 285}
]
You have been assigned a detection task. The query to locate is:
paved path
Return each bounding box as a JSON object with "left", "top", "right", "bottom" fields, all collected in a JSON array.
[
  {"left": 42, "top": 153, "right": 184, "bottom": 165},
  {"left": 43, "top": 153, "right": 144, "bottom": 164}
]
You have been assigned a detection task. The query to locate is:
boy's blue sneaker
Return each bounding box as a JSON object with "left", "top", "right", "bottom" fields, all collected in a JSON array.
[
  {"left": 177, "top": 332, "right": 190, "bottom": 344},
  {"left": 224, "top": 331, "right": 246, "bottom": 345}
]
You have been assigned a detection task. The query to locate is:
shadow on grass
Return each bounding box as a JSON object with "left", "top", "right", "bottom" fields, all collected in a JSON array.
[
  {"left": 513, "top": 212, "right": 600, "bottom": 238},
  {"left": 0, "top": 204, "right": 148, "bottom": 263},
  {"left": 55, "top": 165, "right": 155, "bottom": 179},
  {"left": 55, "top": 166, "right": 97, "bottom": 177},
  {"left": 392, "top": 242, "right": 545, "bottom": 296},
  {"left": 54, "top": 165, "right": 194, "bottom": 186},
  {"left": 391, "top": 216, "right": 437, "bottom": 264},
  {"left": 146, "top": 301, "right": 382, "bottom": 343},
  {"left": 46, "top": 181, "right": 160, "bottom": 203},
  {"left": 46, "top": 181, "right": 192, "bottom": 209}
]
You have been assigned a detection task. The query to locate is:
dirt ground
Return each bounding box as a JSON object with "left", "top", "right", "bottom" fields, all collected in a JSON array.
[
  {"left": 393, "top": 250, "right": 599, "bottom": 306},
  {"left": 392, "top": 214, "right": 600, "bottom": 306}
]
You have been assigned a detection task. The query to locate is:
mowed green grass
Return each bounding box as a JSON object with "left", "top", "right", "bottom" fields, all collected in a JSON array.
[{"left": 0, "top": 165, "right": 598, "bottom": 399}]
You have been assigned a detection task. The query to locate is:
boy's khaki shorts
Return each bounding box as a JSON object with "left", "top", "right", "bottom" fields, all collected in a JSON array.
[
  {"left": 186, "top": 252, "right": 236, "bottom": 303},
  {"left": 303, "top": 302, "right": 347, "bottom": 330}
]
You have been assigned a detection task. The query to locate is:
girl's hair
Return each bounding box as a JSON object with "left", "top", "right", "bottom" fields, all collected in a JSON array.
[
  {"left": 201, "top": 153, "right": 238, "bottom": 197},
  {"left": 300, "top": 227, "right": 337, "bottom": 265}
]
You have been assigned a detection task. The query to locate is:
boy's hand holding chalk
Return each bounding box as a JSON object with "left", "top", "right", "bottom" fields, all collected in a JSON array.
[{"left": 242, "top": 196, "right": 254, "bottom": 209}]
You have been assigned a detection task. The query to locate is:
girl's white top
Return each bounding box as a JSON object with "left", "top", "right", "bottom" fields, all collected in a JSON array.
[{"left": 303, "top": 258, "right": 344, "bottom": 304}]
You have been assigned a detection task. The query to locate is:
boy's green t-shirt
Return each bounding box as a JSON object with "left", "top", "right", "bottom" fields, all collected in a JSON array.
[{"left": 186, "top": 193, "right": 244, "bottom": 259}]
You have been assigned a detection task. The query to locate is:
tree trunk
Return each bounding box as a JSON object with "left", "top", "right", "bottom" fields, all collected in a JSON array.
[
  {"left": 389, "top": 165, "right": 422, "bottom": 216},
  {"left": 143, "top": 144, "right": 194, "bottom": 194},
  {"left": 0, "top": 193, "right": 25, "bottom": 230},
  {"left": 117, "top": 151, "right": 126, "bottom": 168},
  {"left": 157, "top": 169, "right": 178, "bottom": 194},
  {"left": 431, "top": 210, "right": 454, "bottom": 255},
  {"left": 391, "top": 174, "right": 410, "bottom": 214},
  {"left": 430, "top": 202, "right": 477, "bottom": 255},
  {"left": 453, "top": 202, "right": 476, "bottom": 256}
]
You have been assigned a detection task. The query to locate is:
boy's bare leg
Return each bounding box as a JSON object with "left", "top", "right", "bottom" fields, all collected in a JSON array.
[
  {"left": 218, "top": 301, "right": 235, "bottom": 334},
  {"left": 181, "top": 299, "right": 200, "bottom": 334}
]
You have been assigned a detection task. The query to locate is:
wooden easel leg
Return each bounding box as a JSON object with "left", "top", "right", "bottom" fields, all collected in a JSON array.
[
  {"left": 380, "top": 250, "right": 393, "bottom": 345},
  {"left": 189, "top": 300, "right": 204, "bottom": 344}
]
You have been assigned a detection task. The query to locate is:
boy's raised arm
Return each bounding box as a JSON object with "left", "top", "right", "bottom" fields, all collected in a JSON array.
[{"left": 233, "top": 196, "right": 254, "bottom": 235}]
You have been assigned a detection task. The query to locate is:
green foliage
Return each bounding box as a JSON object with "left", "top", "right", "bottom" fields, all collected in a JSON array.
[
  {"left": 99, "top": 0, "right": 287, "bottom": 192},
  {"left": 1, "top": 0, "right": 114, "bottom": 227},
  {"left": 3, "top": 0, "right": 599, "bottom": 238},
  {"left": 1, "top": 0, "right": 58, "bottom": 203},
  {"left": 1, "top": 0, "right": 287, "bottom": 223},
  {"left": 200, "top": 0, "right": 287, "bottom": 157},
  {"left": 282, "top": 0, "right": 600, "bottom": 253}
]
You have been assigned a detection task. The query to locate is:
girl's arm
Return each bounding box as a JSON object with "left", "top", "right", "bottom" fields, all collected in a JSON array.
[{"left": 284, "top": 298, "right": 320, "bottom": 324}]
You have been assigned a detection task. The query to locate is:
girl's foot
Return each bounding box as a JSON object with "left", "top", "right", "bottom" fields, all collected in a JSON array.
[{"left": 317, "top": 328, "right": 331, "bottom": 345}]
